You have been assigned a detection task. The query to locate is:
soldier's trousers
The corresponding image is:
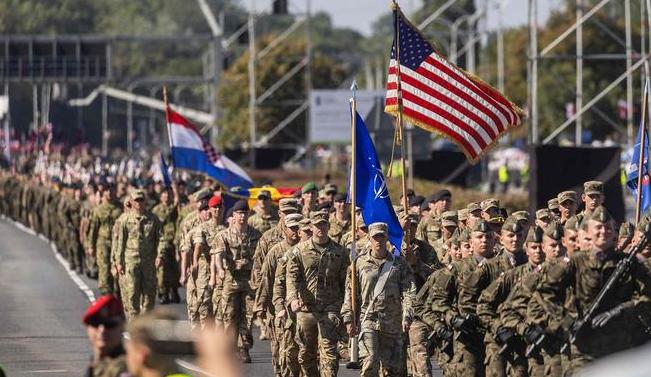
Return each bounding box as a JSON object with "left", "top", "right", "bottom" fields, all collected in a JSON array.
[
  {"left": 279, "top": 312, "right": 300, "bottom": 377},
  {"left": 121, "top": 262, "right": 156, "bottom": 320},
  {"left": 452, "top": 335, "right": 485, "bottom": 377},
  {"left": 194, "top": 262, "right": 213, "bottom": 327},
  {"left": 408, "top": 320, "right": 432, "bottom": 377},
  {"left": 295, "top": 311, "right": 341, "bottom": 377},
  {"left": 96, "top": 239, "right": 115, "bottom": 294},
  {"left": 484, "top": 339, "right": 527, "bottom": 377},
  {"left": 68, "top": 233, "right": 84, "bottom": 271},
  {"left": 527, "top": 350, "right": 545, "bottom": 377},
  {"left": 156, "top": 244, "right": 180, "bottom": 295},
  {"left": 359, "top": 330, "right": 406, "bottom": 377},
  {"left": 186, "top": 273, "right": 199, "bottom": 327},
  {"left": 212, "top": 277, "right": 224, "bottom": 325},
  {"left": 221, "top": 285, "right": 254, "bottom": 351}
]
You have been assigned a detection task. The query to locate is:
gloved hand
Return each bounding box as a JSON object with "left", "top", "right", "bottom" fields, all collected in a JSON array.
[
  {"left": 524, "top": 325, "right": 544, "bottom": 345},
  {"left": 496, "top": 326, "right": 515, "bottom": 345},
  {"left": 591, "top": 303, "right": 627, "bottom": 328},
  {"left": 436, "top": 325, "right": 453, "bottom": 341}
]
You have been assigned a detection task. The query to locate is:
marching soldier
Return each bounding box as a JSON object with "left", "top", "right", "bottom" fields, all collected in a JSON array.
[
  {"left": 342, "top": 222, "right": 416, "bottom": 377},
  {"left": 328, "top": 193, "right": 351, "bottom": 244},
  {"left": 286, "top": 210, "right": 349, "bottom": 377},
  {"left": 88, "top": 182, "right": 123, "bottom": 294},
  {"left": 417, "top": 189, "right": 452, "bottom": 247},
  {"left": 212, "top": 200, "right": 262, "bottom": 363},
  {"left": 151, "top": 187, "right": 180, "bottom": 304},
  {"left": 112, "top": 189, "right": 163, "bottom": 320},
  {"left": 248, "top": 189, "right": 279, "bottom": 234}
]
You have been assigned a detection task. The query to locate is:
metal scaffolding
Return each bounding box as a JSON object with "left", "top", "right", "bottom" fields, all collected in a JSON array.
[{"left": 527, "top": 0, "right": 651, "bottom": 146}]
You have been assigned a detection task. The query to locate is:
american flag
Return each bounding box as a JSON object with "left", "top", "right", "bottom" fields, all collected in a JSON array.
[{"left": 385, "top": 9, "right": 523, "bottom": 162}]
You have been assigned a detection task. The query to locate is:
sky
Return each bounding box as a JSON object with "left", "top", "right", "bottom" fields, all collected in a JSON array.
[{"left": 246, "top": 0, "right": 563, "bottom": 36}]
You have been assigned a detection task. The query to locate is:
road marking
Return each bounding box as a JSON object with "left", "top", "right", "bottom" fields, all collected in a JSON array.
[
  {"left": 26, "top": 370, "right": 69, "bottom": 374},
  {"left": 7, "top": 217, "right": 96, "bottom": 303}
]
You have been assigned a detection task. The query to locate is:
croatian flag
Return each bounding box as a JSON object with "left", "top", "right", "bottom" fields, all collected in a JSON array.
[{"left": 167, "top": 108, "right": 253, "bottom": 189}]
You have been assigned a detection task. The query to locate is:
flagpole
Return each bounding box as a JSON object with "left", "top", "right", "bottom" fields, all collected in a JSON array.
[
  {"left": 348, "top": 81, "right": 359, "bottom": 366},
  {"left": 392, "top": 1, "right": 411, "bottom": 251},
  {"left": 635, "top": 79, "right": 649, "bottom": 225},
  {"left": 163, "top": 86, "right": 179, "bottom": 203}
]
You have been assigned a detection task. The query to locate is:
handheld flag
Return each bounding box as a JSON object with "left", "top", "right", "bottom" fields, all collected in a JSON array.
[
  {"left": 159, "top": 153, "right": 172, "bottom": 187},
  {"left": 166, "top": 107, "right": 253, "bottom": 189},
  {"left": 385, "top": 6, "right": 523, "bottom": 162},
  {"left": 353, "top": 109, "right": 403, "bottom": 252},
  {"left": 627, "top": 81, "right": 651, "bottom": 217}
]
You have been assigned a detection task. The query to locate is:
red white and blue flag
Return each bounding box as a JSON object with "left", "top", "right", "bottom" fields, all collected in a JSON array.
[
  {"left": 385, "top": 9, "right": 523, "bottom": 162},
  {"left": 167, "top": 107, "right": 253, "bottom": 189}
]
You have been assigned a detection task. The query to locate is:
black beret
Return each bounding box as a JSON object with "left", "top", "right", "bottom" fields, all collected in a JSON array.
[
  {"left": 409, "top": 195, "right": 425, "bottom": 207},
  {"left": 334, "top": 192, "right": 347, "bottom": 202},
  {"left": 427, "top": 189, "right": 452, "bottom": 203},
  {"left": 231, "top": 200, "right": 249, "bottom": 213}
]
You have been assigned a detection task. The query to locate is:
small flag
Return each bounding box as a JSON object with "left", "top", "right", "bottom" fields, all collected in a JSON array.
[
  {"left": 626, "top": 81, "right": 651, "bottom": 215},
  {"left": 352, "top": 109, "right": 403, "bottom": 253},
  {"left": 385, "top": 8, "right": 523, "bottom": 163}
]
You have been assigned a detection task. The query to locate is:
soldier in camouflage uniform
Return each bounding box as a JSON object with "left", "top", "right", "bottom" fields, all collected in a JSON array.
[
  {"left": 255, "top": 213, "right": 303, "bottom": 376},
  {"left": 342, "top": 222, "right": 415, "bottom": 377},
  {"left": 417, "top": 190, "right": 452, "bottom": 248},
  {"left": 328, "top": 193, "right": 350, "bottom": 244},
  {"left": 300, "top": 182, "right": 318, "bottom": 217},
  {"left": 272, "top": 217, "right": 312, "bottom": 377},
  {"left": 248, "top": 189, "right": 279, "bottom": 234},
  {"left": 80, "top": 184, "right": 98, "bottom": 278},
  {"left": 88, "top": 183, "right": 123, "bottom": 294},
  {"left": 64, "top": 184, "right": 84, "bottom": 273},
  {"left": 182, "top": 200, "right": 214, "bottom": 328},
  {"left": 530, "top": 206, "right": 651, "bottom": 373},
  {"left": 251, "top": 198, "right": 300, "bottom": 340},
  {"left": 557, "top": 191, "right": 578, "bottom": 226},
  {"left": 178, "top": 188, "right": 212, "bottom": 324},
  {"left": 151, "top": 187, "right": 179, "bottom": 304},
  {"left": 286, "top": 210, "right": 349, "bottom": 377},
  {"left": 112, "top": 190, "right": 163, "bottom": 320},
  {"left": 212, "top": 199, "right": 262, "bottom": 362}
]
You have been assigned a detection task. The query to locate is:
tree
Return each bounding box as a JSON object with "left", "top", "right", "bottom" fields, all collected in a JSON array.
[{"left": 217, "top": 35, "right": 347, "bottom": 147}]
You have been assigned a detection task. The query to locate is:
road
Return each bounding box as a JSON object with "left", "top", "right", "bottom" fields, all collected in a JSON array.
[{"left": 0, "top": 217, "right": 371, "bottom": 376}]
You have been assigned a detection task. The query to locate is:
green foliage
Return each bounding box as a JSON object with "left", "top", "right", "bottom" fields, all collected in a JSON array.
[{"left": 217, "top": 36, "right": 347, "bottom": 147}]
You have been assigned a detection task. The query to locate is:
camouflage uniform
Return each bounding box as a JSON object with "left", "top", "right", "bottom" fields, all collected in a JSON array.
[
  {"left": 248, "top": 209, "right": 279, "bottom": 234},
  {"left": 273, "top": 246, "right": 301, "bottom": 377},
  {"left": 342, "top": 227, "right": 415, "bottom": 377},
  {"left": 113, "top": 195, "right": 163, "bottom": 320},
  {"left": 151, "top": 201, "right": 179, "bottom": 300},
  {"left": 63, "top": 194, "right": 83, "bottom": 272},
  {"left": 88, "top": 200, "right": 122, "bottom": 294},
  {"left": 328, "top": 213, "right": 351, "bottom": 245},
  {"left": 212, "top": 225, "right": 261, "bottom": 355},
  {"left": 286, "top": 224, "right": 349, "bottom": 377}
]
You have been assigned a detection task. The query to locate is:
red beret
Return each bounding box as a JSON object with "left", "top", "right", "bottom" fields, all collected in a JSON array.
[
  {"left": 209, "top": 194, "right": 222, "bottom": 208},
  {"left": 83, "top": 295, "right": 124, "bottom": 325}
]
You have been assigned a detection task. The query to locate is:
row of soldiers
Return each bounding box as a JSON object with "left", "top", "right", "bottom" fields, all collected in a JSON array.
[{"left": 2, "top": 167, "right": 651, "bottom": 377}]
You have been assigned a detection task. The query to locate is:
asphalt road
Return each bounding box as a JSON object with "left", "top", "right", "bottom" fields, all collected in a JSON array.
[{"left": 0, "top": 217, "right": 371, "bottom": 376}]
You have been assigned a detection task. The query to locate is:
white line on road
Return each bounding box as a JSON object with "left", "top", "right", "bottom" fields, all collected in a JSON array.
[
  {"left": 7, "top": 217, "right": 96, "bottom": 303},
  {"left": 26, "top": 370, "right": 69, "bottom": 374}
]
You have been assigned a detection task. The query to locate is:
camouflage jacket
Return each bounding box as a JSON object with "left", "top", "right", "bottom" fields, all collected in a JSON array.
[
  {"left": 88, "top": 201, "right": 122, "bottom": 246},
  {"left": 113, "top": 211, "right": 163, "bottom": 268},
  {"left": 328, "top": 213, "right": 351, "bottom": 245},
  {"left": 151, "top": 202, "right": 178, "bottom": 245},
  {"left": 212, "top": 226, "right": 261, "bottom": 292},
  {"left": 248, "top": 210, "right": 279, "bottom": 234},
  {"left": 251, "top": 224, "right": 284, "bottom": 289},
  {"left": 255, "top": 239, "right": 296, "bottom": 314},
  {"left": 287, "top": 238, "right": 349, "bottom": 313},
  {"left": 341, "top": 252, "right": 415, "bottom": 335}
]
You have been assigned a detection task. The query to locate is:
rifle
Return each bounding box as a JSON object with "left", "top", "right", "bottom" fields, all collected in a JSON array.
[{"left": 561, "top": 230, "right": 650, "bottom": 352}]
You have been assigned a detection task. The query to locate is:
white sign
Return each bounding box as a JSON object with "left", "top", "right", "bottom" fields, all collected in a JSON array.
[
  {"left": 0, "top": 95, "right": 7, "bottom": 118},
  {"left": 309, "top": 89, "right": 384, "bottom": 143}
]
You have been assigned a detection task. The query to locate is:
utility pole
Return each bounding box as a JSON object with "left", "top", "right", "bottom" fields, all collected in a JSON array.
[
  {"left": 496, "top": 0, "right": 507, "bottom": 93},
  {"left": 528, "top": 0, "right": 539, "bottom": 144},
  {"left": 575, "top": 0, "right": 584, "bottom": 145},
  {"left": 248, "top": 0, "right": 256, "bottom": 168}
]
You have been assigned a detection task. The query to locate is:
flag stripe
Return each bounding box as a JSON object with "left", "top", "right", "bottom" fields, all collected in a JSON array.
[
  {"left": 387, "top": 96, "right": 480, "bottom": 159},
  {"left": 425, "top": 54, "right": 518, "bottom": 125},
  {"left": 388, "top": 69, "right": 498, "bottom": 141},
  {"left": 388, "top": 64, "right": 505, "bottom": 136},
  {"left": 387, "top": 86, "right": 490, "bottom": 150}
]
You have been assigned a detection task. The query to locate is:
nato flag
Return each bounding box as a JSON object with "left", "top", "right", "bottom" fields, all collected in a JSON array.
[{"left": 352, "top": 109, "right": 404, "bottom": 253}]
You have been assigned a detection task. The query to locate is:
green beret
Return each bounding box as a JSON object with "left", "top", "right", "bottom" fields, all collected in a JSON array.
[{"left": 302, "top": 182, "right": 318, "bottom": 194}]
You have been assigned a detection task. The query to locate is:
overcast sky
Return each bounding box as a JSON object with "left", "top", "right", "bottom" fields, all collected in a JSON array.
[{"left": 246, "top": 0, "right": 563, "bottom": 36}]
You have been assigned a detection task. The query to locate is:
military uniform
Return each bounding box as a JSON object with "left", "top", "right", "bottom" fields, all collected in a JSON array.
[
  {"left": 212, "top": 210, "right": 261, "bottom": 359},
  {"left": 248, "top": 209, "right": 279, "bottom": 234},
  {"left": 151, "top": 200, "right": 179, "bottom": 302},
  {"left": 183, "top": 211, "right": 216, "bottom": 327},
  {"left": 342, "top": 223, "right": 415, "bottom": 377},
  {"left": 286, "top": 211, "right": 349, "bottom": 377},
  {"left": 273, "top": 245, "right": 301, "bottom": 377},
  {"left": 112, "top": 190, "right": 163, "bottom": 320},
  {"left": 88, "top": 199, "right": 123, "bottom": 294}
]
